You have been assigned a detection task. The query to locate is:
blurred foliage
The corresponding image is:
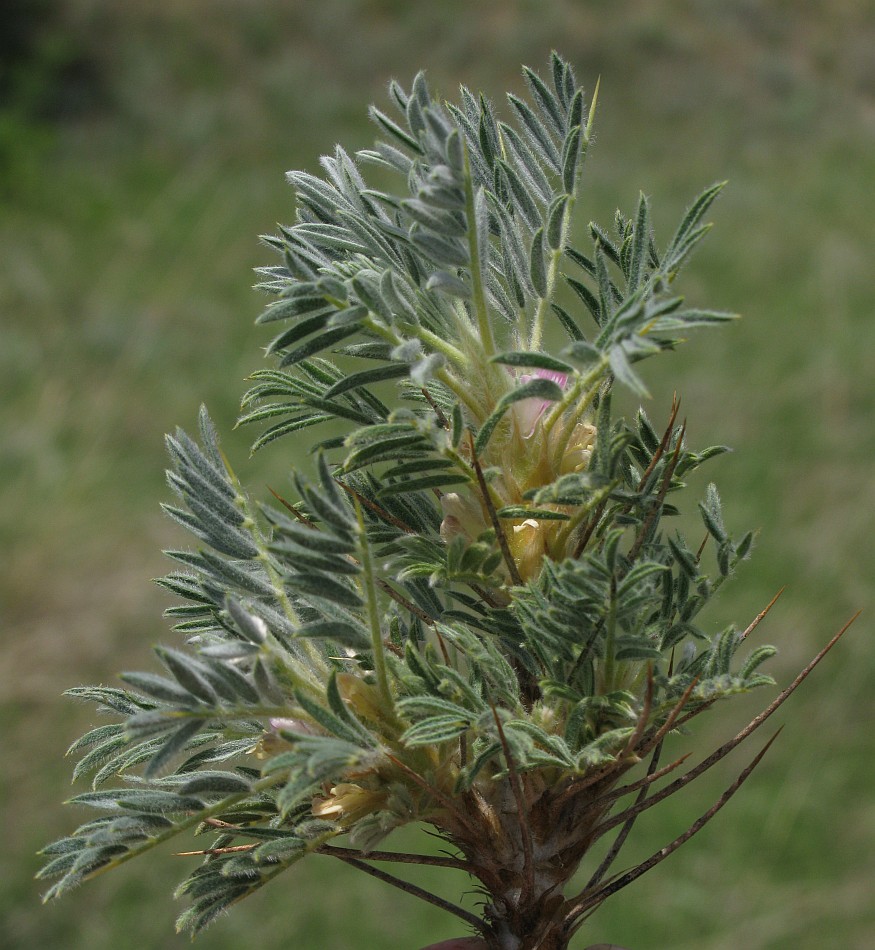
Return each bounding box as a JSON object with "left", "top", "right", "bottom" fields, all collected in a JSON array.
[
  {"left": 2, "top": 2, "right": 874, "bottom": 949},
  {"left": 0, "top": 0, "right": 105, "bottom": 196},
  {"left": 1, "top": 0, "right": 97, "bottom": 116}
]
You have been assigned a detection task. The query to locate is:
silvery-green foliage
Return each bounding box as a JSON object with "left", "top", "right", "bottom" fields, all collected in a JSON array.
[{"left": 41, "top": 54, "right": 817, "bottom": 948}]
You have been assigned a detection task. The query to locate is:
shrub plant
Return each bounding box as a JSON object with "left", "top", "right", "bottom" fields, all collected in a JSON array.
[{"left": 39, "top": 53, "right": 852, "bottom": 949}]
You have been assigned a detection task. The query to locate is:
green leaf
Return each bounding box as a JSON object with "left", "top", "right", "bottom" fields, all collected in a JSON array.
[
  {"left": 506, "top": 93, "right": 561, "bottom": 170},
  {"left": 113, "top": 790, "right": 206, "bottom": 814},
  {"left": 529, "top": 227, "right": 548, "bottom": 297},
  {"left": 271, "top": 545, "right": 358, "bottom": 576},
  {"left": 176, "top": 883, "right": 252, "bottom": 937},
  {"left": 369, "top": 105, "right": 421, "bottom": 152},
  {"left": 161, "top": 503, "right": 259, "bottom": 561},
  {"left": 119, "top": 672, "right": 192, "bottom": 707},
  {"left": 252, "top": 837, "right": 307, "bottom": 863},
  {"left": 383, "top": 457, "right": 456, "bottom": 478},
  {"left": 617, "top": 561, "right": 669, "bottom": 597},
  {"left": 224, "top": 599, "right": 268, "bottom": 645},
  {"left": 628, "top": 191, "right": 651, "bottom": 292},
  {"left": 499, "top": 122, "right": 552, "bottom": 204},
  {"left": 411, "top": 229, "right": 468, "bottom": 268},
  {"left": 286, "top": 574, "right": 363, "bottom": 610},
  {"left": 490, "top": 351, "right": 573, "bottom": 374},
  {"left": 699, "top": 482, "right": 727, "bottom": 542},
  {"left": 397, "top": 695, "right": 476, "bottom": 719},
  {"left": 343, "top": 433, "right": 433, "bottom": 472},
  {"left": 144, "top": 719, "right": 207, "bottom": 778},
  {"left": 177, "top": 772, "right": 253, "bottom": 797},
  {"left": 71, "top": 736, "right": 131, "bottom": 785},
  {"left": 665, "top": 180, "right": 726, "bottom": 271},
  {"left": 256, "top": 293, "right": 329, "bottom": 325},
  {"left": 668, "top": 307, "right": 738, "bottom": 328},
  {"left": 614, "top": 639, "right": 663, "bottom": 661},
  {"left": 248, "top": 414, "right": 332, "bottom": 454},
  {"left": 378, "top": 472, "right": 470, "bottom": 496},
  {"left": 526, "top": 471, "right": 608, "bottom": 505},
  {"left": 561, "top": 339, "right": 602, "bottom": 366},
  {"left": 474, "top": 376, "right": 564, "bottom": 455},
  {"left": 608, "top": 344, "right": 649, "bottom": 398},
  {"left": 549, "top": 304, "right": 585, "bottom": 341},
  {"left": 565, "top": 275, "right": 600, "bottom": 326},
  {"left": 425, "top": 270, "right": 472, "bottom": 298},
  {"left": 295, "top": 620, "right": 371, "bottom": 652},
  {"left": 565, "top": 244, "right": 595, "bottom": 276},
  {"left": 401, "top": 715, "right": 469, "bottom": 747},
  {"left": 67, "top": 723, "right": 127, "bottom": 756},
  {"left": 496, "top": 505, "right": 569, "bottom": 521},
  {"left": 437, "top": 397, "right": 458, "bottom": 448},
  {"left": 454, "top": 740, "right": 502, "bottom": 790},
  {"left": 498, "top": 159, "right": 541, "bottom": 231},
  {"left": 668, "top": 536, "right": 700, "bottom": 578},
  {"left": 561, "top": 125, "right": 582, "bottom": 195},
  {"left": 545, "top": 195, "right": 569, "bottom": 251},
  {"left": 740, "top": 644, "right": 778, "bottom": 679},
  {"left": 156, "top": 648, "right": 218, "bottom": 705},
  {"left": 322, "top": 363, "right": 411, "bottom": 399},
  {"left": 278, "top": 323, "right": 363, "bottom": 369},
  {"left": 522, "top": 64, "right": 565, "bottom": 135},
  {"left": 266, "top": 309, "right": 333, "bottom": 355},
  {"left": 197, "top": 551, "right": 275, "bottom": 599},
  {"left": 294, "top": 690, "right": 373, "bottom": 746}
]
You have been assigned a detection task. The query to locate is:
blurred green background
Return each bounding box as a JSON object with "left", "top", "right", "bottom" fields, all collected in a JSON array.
[{"left": 2, "top": 1, "right": 873, "bottom": 947}]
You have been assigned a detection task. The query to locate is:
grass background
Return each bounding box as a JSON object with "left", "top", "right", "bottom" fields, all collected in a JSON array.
[{"left": 2, "top": 1, "right": 874, "bottom": 947}]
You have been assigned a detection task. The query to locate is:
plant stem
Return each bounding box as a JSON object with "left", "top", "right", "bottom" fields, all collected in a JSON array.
[
  {"left": 354, "top": 496, "right": 392, "bottom": 705},
  {"left": 462, "top": 143, "right": 495, "bottom": 359},
  {"left": 316, "top": 843, "right": 473, "bottom": 871},
  {"left": 469, "top": 432, "right": 523, "bottom": 587},
  {"left": 542, "top": 357, "right": 609, "bottom": 437},
  {"left": 221, "top": 450, "right": 327, "bottom": 689},
  {"left": 360, "top": 313, "right": 481, "bottom": 416},
  {"left": 601, "top": 576, "right": 618, "bottom": 692},
  {"left": 329, "top": 853, "right": 487, "bottom": 932},
  {"left": 554, "top": 480, "right": 616, "bottom": 555},
  {"left": 528, "top": 76, "right": 599, "bottom": 352},
  {"left": 565, "top": 730, "right": 780, "bottom": 931}
]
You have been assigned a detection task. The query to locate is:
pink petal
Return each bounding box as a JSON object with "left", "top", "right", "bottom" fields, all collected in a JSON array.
[{"left": 513, "top": 369, "right": 568, "bottom": 438}]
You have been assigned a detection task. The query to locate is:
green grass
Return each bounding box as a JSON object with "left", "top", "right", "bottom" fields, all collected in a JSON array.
[{"left": 3, "top": 2, "right": 874, "bottom": 947}]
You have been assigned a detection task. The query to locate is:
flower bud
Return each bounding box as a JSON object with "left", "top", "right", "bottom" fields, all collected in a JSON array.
[
  {"left": 254, "top": 718, "right": 317, "bottom": 759},
  {"left": 439, "top": 492, "right": 487, "bottom": 543},
  {"left": 511, "top": 370, "right": 568, "bottom": 438}
]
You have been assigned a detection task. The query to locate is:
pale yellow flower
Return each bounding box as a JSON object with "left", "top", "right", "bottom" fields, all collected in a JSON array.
[{"left": 312, "top": 782, "right": 386, "bottom": 823}]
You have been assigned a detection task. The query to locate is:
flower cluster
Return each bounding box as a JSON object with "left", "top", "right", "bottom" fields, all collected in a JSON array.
[{"left": 440, "top": 369, "right": 597, "bottom": 583}]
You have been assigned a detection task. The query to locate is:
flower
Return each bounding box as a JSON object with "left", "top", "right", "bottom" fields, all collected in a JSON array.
[
  {"left": 312, "top": 782, "right": 387, "bottom": 823},
  {"left": 512, "top": 369, "right": 569, "bottom": 438},
  {"left": 254, "top": 718, "right": 317, "bottom": 759},
  {"left": 507, "top": 517, "right": 548, "bottom": 584},
  {"left": 555, "top": 419, "right": 597, "bottom": 475},
  {"left": 439, "top": 491, "right": 488, "bottom": 544}
]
